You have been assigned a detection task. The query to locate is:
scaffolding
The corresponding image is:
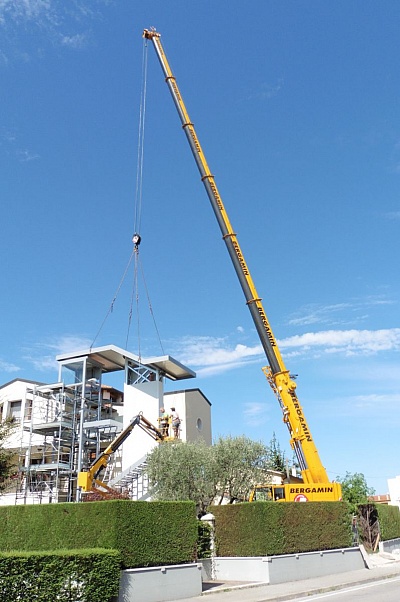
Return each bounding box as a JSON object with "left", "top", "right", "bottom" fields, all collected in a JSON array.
[
  {"left": 13, "top": 345, "right": 194, "bottom": 504},
  {"left": 15, "top": 382, "right": 78, "bottom": 504},
  {"left": 14, "top": 357, "right": 124, "bottom": 504}
]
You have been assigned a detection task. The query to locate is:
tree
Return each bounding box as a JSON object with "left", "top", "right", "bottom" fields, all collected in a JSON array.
[
  {"left": 268, "top": 432, "right": 288, "bottom": 473},
  {"left": 337, "top": 472, "right": 375, "bottom": 513},
  {"left": 146, "top": 435, "right": 273, "bottom": 512},
  {"left": 146, "top": 440, "right": 215, "bottom": 515},
  {"left": 213, "top": 435, "right": 271, "bottom": 504},
  {"left": 0, "top": 418, "right": 17, "bottom": 493}
]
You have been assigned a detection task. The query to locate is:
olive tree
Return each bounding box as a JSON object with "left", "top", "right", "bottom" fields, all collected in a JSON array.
[
  {"left": 146, "top": 435, "right": 273, "bottom": 512},
  {"left": 146, "top": 440, "right": 215, "bottom": 515},
  {"left": 213, "top": 435, "right": 271, "bottom": 504}
]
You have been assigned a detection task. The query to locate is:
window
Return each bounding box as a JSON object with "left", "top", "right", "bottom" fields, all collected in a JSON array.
[
  {"left": 24, "top": 399, "right": 33, "bottom": 421},
  {"left": 253, "top": 486, "right": 273, "bottom": 501},
  {"left": 8, "top": 400, "right": 22, "bottom": 423}
]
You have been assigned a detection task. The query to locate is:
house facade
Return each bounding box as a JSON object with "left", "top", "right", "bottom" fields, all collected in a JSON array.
[{"left": 0, "top": 345, "right": 212, "bottom": 505}]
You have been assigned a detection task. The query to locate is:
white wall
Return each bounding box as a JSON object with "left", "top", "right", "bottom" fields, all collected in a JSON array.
[
  {"left": 122, "top": 381, "right": 163, "bottom": 471},
  {"left": 0, "top": 381, "right": 38, "bottom": 449},
  {"left": 388, "top": 476, "right": 400, "bottom": 508},
  {"left": 164, "top": 389, "right": 212, "bottom": 445}
]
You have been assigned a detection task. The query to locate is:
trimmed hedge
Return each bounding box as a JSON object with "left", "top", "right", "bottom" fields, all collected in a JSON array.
[
  {"left": 357, "top": 504, "right": 400, "bottom": 549},
  {"left": 376, "top": 504, "right": 400, "bottom": 541},
  {"left": 0, "top": 500, "right": 197, "bottom": 569},
  {"left": 212, "top": 502, "right": 353, "bottom": 556},
  {"left": 0, "top": 548, "right": 120, "bottom": 602}
]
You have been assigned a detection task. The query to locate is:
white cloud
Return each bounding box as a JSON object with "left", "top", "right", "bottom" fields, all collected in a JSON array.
[
  {"left": 384, "top": 211, "right": 400, "bottom": 220},
  {"left": 288, "top": 297, "right": 394, "bottom": 327},
  {"left": 247, "top": 78, "right": 284, "bottom": 101},
  {"left": 288, "top": 303, "right": 352, "bottom": 326},
  {"left": 0, "top": 0, "right": 104, "bottom": 58},
  {"left": 1, "top": 127, "right": 40, "bottom": 162},
  {"left": 243, "top": 402, "right": 269, "bottom": 426},
  {"left": 60, "top": 32, "right": 90, "bottom": 49},
  {"left": 175, "top": 335, "right": 263, "bottom": 376},
  {"left": 0, "top": 359, "right": 20, "bottom": 373},
  {"left": 172, "top": 327, "right": 400, "bottom": 377},
  {"left": 0, "top": 0, "right": 54, "bottom": 26},
  {"left": 45, "top": 334, "right": 93, "bottom": 354},
  {"left": 352, "top": 392, "right": 400, "bottom": 409},
  {"left": 24, "top": 334, "right": 92, "bottom": 372},
  {"left": 16, "top": 148, "right": 40, "bottom": 162},
  {"left": 280, "top": 328, "right": 400, "bottom": 356},
  {"left": 325, "top": 392, "right": 400, "bottom": 424}
]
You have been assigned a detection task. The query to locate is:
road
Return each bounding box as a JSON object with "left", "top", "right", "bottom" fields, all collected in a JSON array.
[{"left": 294, "top": 575, "right": 400, "bottom": 602}]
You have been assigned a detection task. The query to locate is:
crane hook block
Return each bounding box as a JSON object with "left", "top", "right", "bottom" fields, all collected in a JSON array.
[{"left": 132, "top": 233, "right": 141, "bottom": 248}]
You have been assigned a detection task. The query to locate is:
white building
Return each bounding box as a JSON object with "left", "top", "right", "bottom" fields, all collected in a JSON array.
[
  {"left": 388, "top": 476, "right": 400, "bottom": 509},
  {"left": 0, "top": 345, "right": 212, "bottom": 505}
]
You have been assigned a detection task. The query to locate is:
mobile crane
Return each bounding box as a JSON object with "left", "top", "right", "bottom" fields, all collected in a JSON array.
[
  {"left": 77, "top": 412, "right": 166, "bottom": 498},
  {"left": 143, "top": 28, "right": 342, "bottom": 502}
]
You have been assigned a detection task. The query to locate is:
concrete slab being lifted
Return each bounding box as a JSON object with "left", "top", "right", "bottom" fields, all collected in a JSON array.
[{"left": 56, "top": 344, "right": 195, "bottom": 381}]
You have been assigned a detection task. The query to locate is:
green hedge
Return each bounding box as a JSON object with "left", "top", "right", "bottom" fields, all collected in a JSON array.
[
  {"left": 0, "top": 548, "right": 120, "bottom": 602},
  {"left": 197, "top": 520, "right": 212, "bottom": 559},
  {"left": 0, "top": 500, "right": 197, "bottom": 569},
  {"left": 212, "top": 502, "right": 353, "bottom": 556},
  {"left": 376, "top": 504, "right": 400, "bottom": 541}
]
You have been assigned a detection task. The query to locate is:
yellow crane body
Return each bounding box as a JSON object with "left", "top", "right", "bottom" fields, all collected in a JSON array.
[
  {"left": 78, "top": 412, "right": 165, "bottom": 498},
  {"left": 144, "top": 29, "right": 341, "bottom": 503}
]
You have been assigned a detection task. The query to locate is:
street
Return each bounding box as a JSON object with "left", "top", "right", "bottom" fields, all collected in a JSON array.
[{"left": 294, "top": 576, "right": 400, "bottom": 602}]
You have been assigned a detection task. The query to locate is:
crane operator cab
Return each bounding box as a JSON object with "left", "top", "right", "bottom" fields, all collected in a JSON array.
[{"left": 249, "top": 485, "right": 286, "bottom": 502}]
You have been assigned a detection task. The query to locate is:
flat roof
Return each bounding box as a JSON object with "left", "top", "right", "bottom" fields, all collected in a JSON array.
[{"left": 56, "top": 344, "right": 195, "bottom": 381}]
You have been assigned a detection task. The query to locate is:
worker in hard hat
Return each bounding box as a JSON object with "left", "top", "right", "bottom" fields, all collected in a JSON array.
[
  {"left": 170, "top": 407, "right": 181, "bottom": 439},
  {"left": 159, "top": 407, "right": 170, "bottom": 437}
]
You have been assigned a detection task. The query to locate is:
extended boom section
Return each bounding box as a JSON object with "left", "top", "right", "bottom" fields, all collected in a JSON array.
[
  {"left": 77, "top": 412, "right": 164, "bottom": 497},
  {"left": 144, "top": 29, "right": 341, "bottom": 502}
]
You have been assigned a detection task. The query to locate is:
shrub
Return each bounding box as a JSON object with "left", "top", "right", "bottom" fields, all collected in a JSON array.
[
  {"left": 0, "top": 500, "right": 197, "bottom": 569},
  {"left": 197, "top": 520, "right": 212, "bottom": 559},
  {"left": 376, "top": 504, "right": 400, "bottom": 541},
  {"left": 0, "top": 548, "right": 120, "bottom": 602},
  {"left": 212, "top": 502, "right": 353, "bottom": 556}
]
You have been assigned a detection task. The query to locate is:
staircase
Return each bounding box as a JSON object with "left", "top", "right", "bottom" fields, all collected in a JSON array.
[{"left": 108, "top": 454, "right": 150, "bottom": 500}]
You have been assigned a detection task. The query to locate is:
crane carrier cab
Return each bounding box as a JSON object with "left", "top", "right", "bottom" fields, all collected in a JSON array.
[{"left": 250, "top": 482, "right": 343, "bottom": 503}]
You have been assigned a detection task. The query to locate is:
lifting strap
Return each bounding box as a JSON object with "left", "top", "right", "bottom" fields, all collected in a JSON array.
[{"left": 92, "top": 37, "right": 164, "bottom": 357}]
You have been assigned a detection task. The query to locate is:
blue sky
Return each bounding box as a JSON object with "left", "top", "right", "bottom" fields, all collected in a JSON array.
[{"left": 1, "top": 1, "right": 400, "bottom": 495}]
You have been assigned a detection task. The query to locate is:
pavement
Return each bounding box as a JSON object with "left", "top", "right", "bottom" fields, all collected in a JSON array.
[{"left": 177, "top": 551, "right": 400, "bottom": 602}]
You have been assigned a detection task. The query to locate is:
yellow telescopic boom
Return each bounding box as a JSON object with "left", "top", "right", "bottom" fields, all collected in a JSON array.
[
  {"left": 78, "top": 412, "right": 164, "bottom": 496},
  {"left": 144, "top": 28, "right": 339, "bottom": 493}
]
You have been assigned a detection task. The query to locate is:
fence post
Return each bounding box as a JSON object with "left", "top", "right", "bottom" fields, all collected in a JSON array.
[{"left": 201, "top": 513, "right": 216, "bottom": 580}]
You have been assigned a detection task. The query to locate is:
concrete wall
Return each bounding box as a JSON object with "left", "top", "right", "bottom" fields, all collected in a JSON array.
[
  {"left": 201, "top": 557, "right": 269, "bottom": 582},
  {"left": 164, "top": 389, "right": 212, "bottom": 445},
  {"left": 201, "top": 547, "right": 365, "bottom": 585},
  {"left": 122, "top": 381, "right": 163, "bottom": 471},
  {"left": 118, "top": 563, "right": 202, "bottom": 602},
  {"left": 267, "top": 547, "right": 365, "bottom": 584},
  {"left": 379, "top": 537, "right": 400, "bottom": 555}
]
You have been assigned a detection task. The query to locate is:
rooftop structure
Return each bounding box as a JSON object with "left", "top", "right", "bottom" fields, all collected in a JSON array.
[
  {"left": 56, "top": 345, "right": 195, "bottom": 382},
  {"left": 0, "top": 344, "right": 211, "bottom": 505}
]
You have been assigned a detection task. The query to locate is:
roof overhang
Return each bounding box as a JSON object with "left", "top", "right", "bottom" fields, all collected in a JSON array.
[{"left": 56, "top": 344, "right": 195, "bottom": 381}]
